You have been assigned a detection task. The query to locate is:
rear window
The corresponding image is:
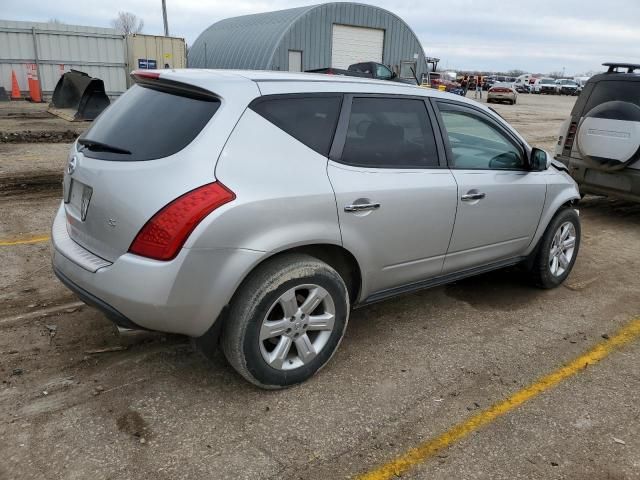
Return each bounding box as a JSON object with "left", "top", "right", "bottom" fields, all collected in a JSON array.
[
  {"left": 583, "top": 80, "right": 640, "bottom": 112},
  {"left": 79, "top": 84, "right": 220, "bottom": 161},
  {"left": 250, "top": 95, "right": 342, "bottom": 156}
]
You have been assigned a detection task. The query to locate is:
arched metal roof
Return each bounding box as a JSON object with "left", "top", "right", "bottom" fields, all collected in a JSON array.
[
  {"left": 189, "top": 5, "right": 316, "bottom": 69},
  {"left": 188, "top": 3, "right": 427, "bottom": 74}
]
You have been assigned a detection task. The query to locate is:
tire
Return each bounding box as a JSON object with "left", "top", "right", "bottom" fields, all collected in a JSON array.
[
  {"left": 220, "top": 253, "right": 349, "bottom": 389},
  {"left": 528, "top": 208, "right": 581, "bottom": 289}
]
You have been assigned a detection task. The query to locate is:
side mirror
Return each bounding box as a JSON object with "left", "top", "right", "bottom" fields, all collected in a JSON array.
[{"left": 530, "top": 148, "right": 551, "bottom": 171}]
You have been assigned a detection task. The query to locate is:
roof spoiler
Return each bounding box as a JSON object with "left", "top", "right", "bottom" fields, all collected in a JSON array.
[
  {"left": 130, "top": 70, "right": 218, "bottom": 102},
  {"left": 603, "top": 63, "right": 640, "bottom": 74}
]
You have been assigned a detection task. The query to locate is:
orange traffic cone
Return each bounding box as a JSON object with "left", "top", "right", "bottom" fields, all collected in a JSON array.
[
  {"left": 27, "top": 68, "right": 41, "bottom": 103},
  {"left": 10, "top": 70, "right": 21, "bottom": 100}
]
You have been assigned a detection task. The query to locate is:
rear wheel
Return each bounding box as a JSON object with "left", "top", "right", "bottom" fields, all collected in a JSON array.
[
  {"left": 528, "top": 208, "right": 580, "bottom": 288},
  {"left": 221, "top": 254, "right": 349, "bottom": 389}
]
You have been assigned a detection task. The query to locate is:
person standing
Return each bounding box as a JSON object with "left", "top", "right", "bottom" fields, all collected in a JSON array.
[
  {"left": 474, "top": 75, "right": 483, "bottom": 99},
  {"left": 461, "top": 76, "right": 468, "bottom": 96}
]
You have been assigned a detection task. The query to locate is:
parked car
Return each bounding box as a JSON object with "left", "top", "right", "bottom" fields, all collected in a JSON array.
[
  {"left": 514, "top": 83, "right": 530, "bottom": 94},
  {"left": 307, "top": 61, "right": 416, "bottom": 84},
  {"left": 555, "top": 79, "right": 580, "bottom": 96},
  {"left": 487, "top": 82, "right": 518, "bottom": 104},
  {"left": 52, "top": 70, "right": 581, "bottom": 388},
  {"left": 533, "top": 77, "right": 557, "bottom": 94},
  {"left": 513, "top": 75, "right": 533, "bottom": 93},
  {"left": 555, "top": 62, "right": 640, "bottom": 202},
  {"left": 421, "top": 71, "right": 463, "bottom": 94}
]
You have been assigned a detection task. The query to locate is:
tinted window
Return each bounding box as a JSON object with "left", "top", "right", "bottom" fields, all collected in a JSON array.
[
  {"left": 80, "top": 84, "right": 220, "bottom": 161},
  {"left": 341, "top": 98, "right": 439, "bottom": 168},
  {"left": 251, "top": 95, "right": 342, "bottom": 156},
  {"left": 376, "top": 64, "right": 393, "bottom": 80},
  {"left": 584, "top": 80, "right": 640, "bottom": 111},
  {"left": 439, "top": 108, "right": 524, "bottom": 170}
]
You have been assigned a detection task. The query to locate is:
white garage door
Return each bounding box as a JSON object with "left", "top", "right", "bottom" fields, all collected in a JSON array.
[{"left": 331, "top": 25, "right": 384, "bottom": 69}]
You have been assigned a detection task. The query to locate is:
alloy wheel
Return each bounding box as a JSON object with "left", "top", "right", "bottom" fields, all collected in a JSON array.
[
  {"left": 259, "top": 284, "right": 336, "bottom": 370},
  {"left": 549, "top": 221, "right": 577, "bottom": 276}
]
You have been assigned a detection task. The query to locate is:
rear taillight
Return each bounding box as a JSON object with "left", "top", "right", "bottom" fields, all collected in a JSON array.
[
  {"left": 129, "top": 182, "right": 235, "bottom": 261},
  {"left": 563, "top": 121, "right": 578, "bottom": 151}
]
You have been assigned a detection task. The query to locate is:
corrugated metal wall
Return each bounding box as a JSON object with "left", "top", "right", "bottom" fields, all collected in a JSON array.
[
  {"left": 189, "top": 3, "right": 428, "bottom": 79},
  {"left": 0, "top": 19, "right": 127, "bottom": 96}
]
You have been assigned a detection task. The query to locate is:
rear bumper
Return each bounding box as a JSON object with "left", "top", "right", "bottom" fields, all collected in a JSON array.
[
  {"left": 53, "top": 266, "right": 143, "bottom": 330},
  {"left": 487, "top": 93, "right": 515, "bottom": 102},
  {"left": 556, "top": 156, "right": 640, "bottom": 202},
  {"left": 51, "top": 205, "right": 264, "bottom": 336}
]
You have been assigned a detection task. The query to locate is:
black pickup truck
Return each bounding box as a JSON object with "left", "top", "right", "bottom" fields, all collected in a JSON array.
[{"left": 307, "top": 62, "right": 417, "bottom": 84}]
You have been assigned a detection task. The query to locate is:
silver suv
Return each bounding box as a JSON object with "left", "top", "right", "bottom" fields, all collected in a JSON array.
[{"left": 52, "top": 70, "right": 581, "bottom": 388}]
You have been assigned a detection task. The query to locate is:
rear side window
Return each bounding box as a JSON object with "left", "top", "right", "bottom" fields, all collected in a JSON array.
[
  {"left": 341, "top": 97, "right": 439, "bottom": 169},
  {"left": 583, "top": 80, "right": 640, "bottom": 112},
  {"left": 80, "top": 84, "right": 220, "bottom": 161},
  {"left": 250, "top": 95, "right": 342, "bottom": 156}
]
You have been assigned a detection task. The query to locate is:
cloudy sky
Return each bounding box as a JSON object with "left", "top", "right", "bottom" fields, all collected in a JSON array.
[{"left": 3, "top": 0, "right": 639, "bottom": 75}]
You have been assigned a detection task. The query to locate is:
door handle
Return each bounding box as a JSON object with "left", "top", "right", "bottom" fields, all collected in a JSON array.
[
  {"left": 344, "top": 202, "right": 381, "bottom": 212},
  {"left": 461, "top": 192, "right": 486, "bottom": 201}
]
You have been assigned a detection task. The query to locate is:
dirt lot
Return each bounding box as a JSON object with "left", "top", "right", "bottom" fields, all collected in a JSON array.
[{"left": 1, "top": 94, "right": 639, "bottom": 480}]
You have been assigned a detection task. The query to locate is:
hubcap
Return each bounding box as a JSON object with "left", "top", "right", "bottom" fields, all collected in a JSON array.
[
  {"left": 259, "top": 284, "right": 336, "bottom": 371},
  {"left": 549, "top": 221, "right": 576, "bottom": 277}
]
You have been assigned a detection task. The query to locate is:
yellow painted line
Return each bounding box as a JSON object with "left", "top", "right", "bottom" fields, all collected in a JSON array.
[
  {"left": 0, "top": 235, "right": 50, "bottom": 246},
  {"left": 357, "top": 317, "right": 640, "bottom": 480}
]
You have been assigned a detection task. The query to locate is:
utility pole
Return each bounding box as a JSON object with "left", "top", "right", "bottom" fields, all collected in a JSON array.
[{"left": 162, "top": 0, "right": 169, "bottom": 36}]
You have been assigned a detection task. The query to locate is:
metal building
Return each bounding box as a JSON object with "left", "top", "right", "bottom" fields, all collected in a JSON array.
[
  {"left": 188, "top": 3, "right": 428, "bottom": 80},
  {"left": 125, "top": 33, "right": 187, "bottom": 86}
]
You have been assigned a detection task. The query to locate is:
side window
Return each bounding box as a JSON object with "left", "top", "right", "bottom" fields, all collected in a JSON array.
[
  {"left": 250, "top": 95, "right": 342, "bottom": 156},
  {"left": 376, "top": 64, "right": 392, "bottom": 80},
  {"left": 438, "top": 107, "right": 525, "bottom": 170},
  {"left": 341, "top": 97, "right": 439, "bottom": 169}
]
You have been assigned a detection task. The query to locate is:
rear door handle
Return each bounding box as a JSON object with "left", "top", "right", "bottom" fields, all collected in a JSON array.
[
  {"left": 461, "top": 192, "right": 486, "bottom": 201},
  {"left": 344, "top": 202, "right": 381, "bottom": 212}
]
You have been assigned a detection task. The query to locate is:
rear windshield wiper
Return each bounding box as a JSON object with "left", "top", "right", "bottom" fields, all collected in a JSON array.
[{"left": 78, "top": 138, "right": 131, "bottom": 155}]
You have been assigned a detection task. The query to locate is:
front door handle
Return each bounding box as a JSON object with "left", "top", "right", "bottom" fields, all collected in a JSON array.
[
  {"left": 344, "top": 202, "right": 381, "bottom": 212},
  {"left": 461, "top": 192, "right": 486, "bottom": 201}
]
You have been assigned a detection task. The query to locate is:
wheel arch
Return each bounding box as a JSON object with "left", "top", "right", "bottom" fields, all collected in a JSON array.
[
  {"left": 237, "top": 243, "right": 364, "bottom": 307},
  {"left": 525, "top": 185, "right": 580, "bottom": 257}
]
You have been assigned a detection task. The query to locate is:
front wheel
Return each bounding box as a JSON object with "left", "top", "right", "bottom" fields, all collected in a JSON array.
[
  {"left": 528, "top": 208, "right": 581, "bottom": 288},
  {"left": 221, "top": 254, "right": 349, "bottom": 389}
]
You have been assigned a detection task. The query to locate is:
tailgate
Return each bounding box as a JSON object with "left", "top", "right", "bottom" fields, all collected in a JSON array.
[{"left": 60, "top": 74, "right": 241, "bottom": 262}]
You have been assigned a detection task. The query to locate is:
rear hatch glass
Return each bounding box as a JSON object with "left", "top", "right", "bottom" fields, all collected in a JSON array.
[
  {"left": 63, "top": 79, "right": 221, "bottom": 262},
  {"left": 79, "top": 83, "right": 220, "bottom": 161}
]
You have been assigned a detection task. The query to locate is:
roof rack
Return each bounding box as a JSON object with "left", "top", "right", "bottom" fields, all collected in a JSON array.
[{"left": 603, "top": 62, "right": 640, "bottom": 74}]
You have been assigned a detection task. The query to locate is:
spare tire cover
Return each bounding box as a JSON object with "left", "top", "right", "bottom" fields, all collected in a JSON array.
[{"left": 577, "top": 100, "right": 640, "bottom": 171}]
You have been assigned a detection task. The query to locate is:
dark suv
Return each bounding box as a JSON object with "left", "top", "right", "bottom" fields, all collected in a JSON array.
[{"left": 555, "top": 63, "right": 640, "bottom": 202}]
